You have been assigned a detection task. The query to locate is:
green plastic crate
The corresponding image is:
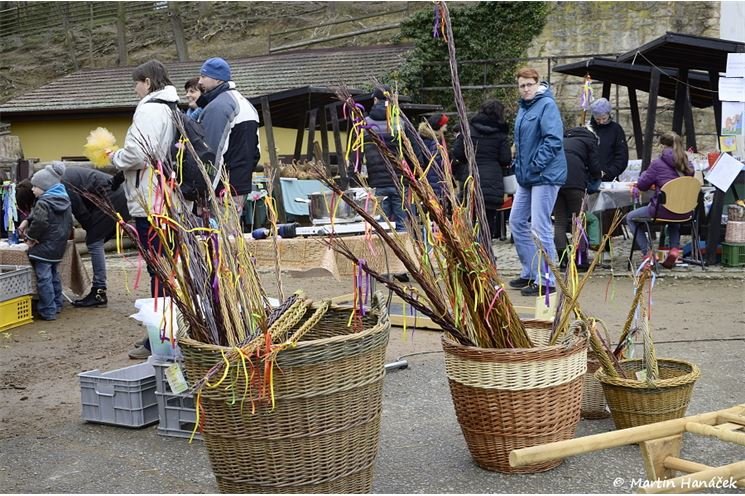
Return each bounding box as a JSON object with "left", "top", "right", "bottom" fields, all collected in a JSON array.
[{"left": 721, "top": 242, "right": 745, "bottom": 267}]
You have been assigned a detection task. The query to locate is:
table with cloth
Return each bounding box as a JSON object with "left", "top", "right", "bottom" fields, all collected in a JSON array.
[
  {"left": 243, "top": 231, "right": 411, "bottom": 280},
  {"left": 0, "top": 240, "right": 90, "bottom": 296},
  {"left": 587, "top": 182, "right": 651, "bottom": 213},
  {"left": 279, "top": 178, "right": 330, "bottom": 217}
]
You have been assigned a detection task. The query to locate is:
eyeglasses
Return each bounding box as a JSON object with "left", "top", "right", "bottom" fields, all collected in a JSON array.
[{"left": 518, "top": 82, "right": 536, "bottom": 89}]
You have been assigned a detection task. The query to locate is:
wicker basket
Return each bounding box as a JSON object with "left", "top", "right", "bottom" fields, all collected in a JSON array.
[
  {"left": 180, "top": 298, "right": 390, "bottom": 493},
  {"left": 725, "top": 220, "right": 745, "bottom": 244},
  {"left": 442, "top": 320, "right": 587, "bottom": 473},
  {"left": 581, "top": 352, "right": 610, "bottom": 419},
  {"left": 595, "top": 358, "right": 700, "bottom": 429}
]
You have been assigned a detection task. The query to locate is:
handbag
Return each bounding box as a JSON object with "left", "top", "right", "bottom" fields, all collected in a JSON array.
[{"left": 502, "top": 166, "right": 517, "bottom": 195}]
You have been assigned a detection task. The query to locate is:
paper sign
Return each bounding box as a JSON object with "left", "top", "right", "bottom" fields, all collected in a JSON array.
[
  {"left": 721, "top": 101, "right": 745, "bottom": 135},
  {"left": 727, "top": 53, "right": 745, "bottom": 77},
  {"left": 706, "top": 153, "right": 745, "bottom": 192},
  {"left": 719, "top": 77, "right": 745, "bottom": 102},
  {"left": 165, "top": 362, "right": 189, "bottom": 395},
  {"left": 720, "top": 136, "right": 737, "bottom": 152}
]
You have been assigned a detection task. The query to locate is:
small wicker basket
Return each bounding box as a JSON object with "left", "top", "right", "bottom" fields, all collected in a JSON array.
[
  {"left": 725, "top": 220, "right": 745, "bottom": 244},
  {"left": 595, "top": 358, "right": 699, "bottom": 429},
  {"left": 180, "top": 297, "right": 390, "bottom": 493},
  {"left": 442, "top": 320, "right": 587, "bottom": 474}
]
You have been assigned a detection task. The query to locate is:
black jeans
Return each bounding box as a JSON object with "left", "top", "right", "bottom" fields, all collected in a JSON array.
[{"left": 552, "top": 188, "right": 585, "bottom": 257}]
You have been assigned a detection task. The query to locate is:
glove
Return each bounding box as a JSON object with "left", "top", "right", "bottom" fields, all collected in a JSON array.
[{"left": 111, "top": 171, "right": 125, "bottom": 191}]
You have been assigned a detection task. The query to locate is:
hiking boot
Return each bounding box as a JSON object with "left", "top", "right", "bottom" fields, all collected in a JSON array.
[
  {"left": 134, "top": 335, "right": 149, "bottom": 347},
  {"left": 508, "top": 277, "right": 534, "bottom": 289},
  {"left": 128, "top": 345, "right": 151, "bottom": 360},
  {"left": 73, "top": 287, "right": 107, "bottom": 308},
  {"left": 521, "top": 283, "right": 556, "bottom": 297}
]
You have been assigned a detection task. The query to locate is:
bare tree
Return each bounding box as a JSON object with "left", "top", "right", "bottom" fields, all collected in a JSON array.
[
  {"left": 168, "top": 2, "right": 189, "bottom": 62},
  {"left": 116, "top": 3, "right": 127, "bottom": 66}
]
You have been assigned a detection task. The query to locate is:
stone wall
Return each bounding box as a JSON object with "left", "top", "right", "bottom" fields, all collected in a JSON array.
[{"left": 528, "top": 1, "right": 721, "bottom": 156}]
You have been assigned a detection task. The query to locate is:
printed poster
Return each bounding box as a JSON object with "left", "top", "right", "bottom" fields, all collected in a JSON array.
[
  {"left": 720, "top": 136, "right": 737, "bottom": 152},
  {"left": 721, "top": 101, "right": 745, "bottom": 135},
  {"left": 719, "top": 77, "right": 745, "bottom": 102},
  {"left": 727, "top": 53, "right": 745, "bottom": 77}
]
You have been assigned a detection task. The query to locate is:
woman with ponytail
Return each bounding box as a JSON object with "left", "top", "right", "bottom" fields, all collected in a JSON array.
[{"left": 626, "top": 131, "right": 694, "bottom": 268}]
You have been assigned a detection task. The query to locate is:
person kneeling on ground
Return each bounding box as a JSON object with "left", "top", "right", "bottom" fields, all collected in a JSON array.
[{"left": 17, "top": 164, "right": 73, "bottom": 321}]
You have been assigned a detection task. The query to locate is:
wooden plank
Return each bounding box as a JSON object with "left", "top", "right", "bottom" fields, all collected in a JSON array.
[
  {"left": 638, "top": 460, "right": 745, "bottom": 494},
  {"left": 330, "top": 102, "right": 348, "bottom": 189},
  {"left": 628, "top": 86, "right": 644, "bottom": 158},
  {"left": 664, "top": 457, "right": 744, "bottom": 488},
  {"left": 319, "top": 105, "right": 330, "bottom": 174},
  {"left": 293, "top": 115, "right": 305, "bottom": 161},
  {"left": 685, "top": 422, "right": 745, "bottom": 446},
  {"left": 672, "top": 69, "right": 688, "bottom": 135},
  {"left": 640, "top": 435, "right": 682, "bottom": 481},
  {"left": 306, "top": 108, "right": 318, "bottom": 161}
]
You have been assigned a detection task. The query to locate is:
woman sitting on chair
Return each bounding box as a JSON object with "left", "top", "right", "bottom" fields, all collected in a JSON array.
[{"left": 626, "top": 131, "right": 693, "bottom": 268}]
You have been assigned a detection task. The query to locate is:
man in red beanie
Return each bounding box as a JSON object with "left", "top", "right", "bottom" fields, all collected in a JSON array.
[{"left": 198, "top": 57, "right": 260, "bottom": 216}]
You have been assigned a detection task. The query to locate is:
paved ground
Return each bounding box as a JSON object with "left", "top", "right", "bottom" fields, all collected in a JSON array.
[{"left": 1, "top": 230, "right": 743, "bottom": 494}]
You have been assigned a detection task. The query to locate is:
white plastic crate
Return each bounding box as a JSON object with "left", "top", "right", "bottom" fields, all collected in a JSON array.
[
  {"left": 78, "top": 362, "right": 158, "bottom": 428},
  {"left": 0, "top": 265, "right": 33, "bottom": 303},
  {"left": 155, "top": 391, "right": 201, "bottom": 440}
]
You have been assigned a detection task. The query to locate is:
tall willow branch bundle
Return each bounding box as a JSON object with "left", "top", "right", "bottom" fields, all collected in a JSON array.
[
  {"left": 313, "top": 49, "right": 533, "bottom": 348},
  {"left": 83, "top": 117, "right": 271, "bottom": 348}
]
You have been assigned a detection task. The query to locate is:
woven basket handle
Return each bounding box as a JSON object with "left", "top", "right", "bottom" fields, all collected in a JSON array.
[{"left": 371, "top": 290, "right": 389, "bottom": 323}]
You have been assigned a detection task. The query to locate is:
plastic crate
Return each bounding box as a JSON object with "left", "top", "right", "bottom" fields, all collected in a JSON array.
[
  {"left": 721, "top": 242, "right": 745, "bottom": 267},
  {"left": 149, "top": 356, "right": 189, "bottom": 395},
  {"left": 155, "top": 391, "right": 201, "bottom": 440},
  {"left": 0, "top": 295, "right": 33, "bottom": 332},
  {"left": 78, "top": 362, "right": 158, "bottom": 428},
  {"left": 0, "top": 265, "right": 33, "bottom": 303}
]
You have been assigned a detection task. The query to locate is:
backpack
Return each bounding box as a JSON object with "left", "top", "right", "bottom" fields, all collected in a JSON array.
[{"left": 148, "top": 99, "right": 216, "bottom": 201}]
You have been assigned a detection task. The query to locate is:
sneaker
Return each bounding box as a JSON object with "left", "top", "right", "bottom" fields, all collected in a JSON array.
[
  {"left": 38, "top": 314, "right": 57, "bottom": 321},
  {"left": 661, "top": 248, "right": 681, "bottom": 269},
  {"left": 521, "top": 283, "right": 556, "bottom": 297},
  {"left": 508, "top": 277, "right": 533, "bottom": 289},
  {"left": 72, "top": 287, "right": 107, "bottom": 308},
  {"left": 128, "top": 345, "right": 151, "bottom": 360}
]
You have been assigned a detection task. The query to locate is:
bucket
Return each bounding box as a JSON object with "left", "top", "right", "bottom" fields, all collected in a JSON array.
[{"left": 147, "top": 323, "right": 182, "bottom": 361}]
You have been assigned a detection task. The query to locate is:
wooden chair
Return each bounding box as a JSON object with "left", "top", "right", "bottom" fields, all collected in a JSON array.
[{"left": 628, "top": 176, "right": 704, "bottom": 271}]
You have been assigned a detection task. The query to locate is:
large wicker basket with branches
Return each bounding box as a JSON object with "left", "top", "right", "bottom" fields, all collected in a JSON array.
[{"left": 179, "top": 295, "right": 390, "bottom": 493}]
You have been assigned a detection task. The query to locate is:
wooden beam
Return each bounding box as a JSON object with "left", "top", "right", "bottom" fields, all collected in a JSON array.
[
  {"left": 664, "top": 457, "right": 745, "bottom": 488},
  {"left": 709, "top": 70, "right": 723, "bottom": 137},
  {"left": 628, "top": 86, "right": 644, "bottom": 158},
  {"left": 685, "top": 422, "right": 745, "bottom": 446},
  {"left": 672, "top": 69, "right": 688, "bottom": 134},
  {"left": 319, "top": 105, "right": 330, "bottom": 174},
  {"left": 330, "top": 102, "right": 348, "bottom": 189},
  {"left": 642, "top": 67, "right": 661, "bottom": 172},
  {"left": 509, "top": 405, "right": 745, "bottom": 468},
  {"left": 683, "top": 98, "right": 697, "bottom": 151},
  {"left": 602, "top": 81, "right": 611, "bottom": 100},
  {"left": 260, "top": 96, "right": 285, "bottom": 223},
  {"left": 293, "top": 114, "right": 305, "bottom": 161},
  {"left": 306, "top": 108, "right": 318, "bottom": 161}
]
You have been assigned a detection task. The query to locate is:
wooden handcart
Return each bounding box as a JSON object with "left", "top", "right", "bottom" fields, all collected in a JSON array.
[{"left": 510, "top": 404, "right": 745, "bottom": 493}]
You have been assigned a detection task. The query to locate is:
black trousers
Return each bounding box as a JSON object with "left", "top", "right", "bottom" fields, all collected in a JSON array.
[{"left": 552, "top": 188, "right": 585, "bottom": 257}]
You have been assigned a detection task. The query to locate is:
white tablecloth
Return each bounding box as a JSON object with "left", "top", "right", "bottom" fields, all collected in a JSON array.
[{"left": 587, "top": 183, "right": 651, "bottom": 213}]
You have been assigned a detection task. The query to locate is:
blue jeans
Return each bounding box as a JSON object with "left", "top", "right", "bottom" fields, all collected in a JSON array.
[
  {"left": 376, "top": 186, "right": 407, "bottom": 232},
  {"left": 87, "top": 238, "right": 107, "bottom": 288},
  {"left": 626, "top": 206, "right": 681, "bottom": 254},
  {"left": 509, "top": 184, "right": 560, "bottom": 285},
  {"left": 34, "top": 261, "right": 63, "bottom": 320}
]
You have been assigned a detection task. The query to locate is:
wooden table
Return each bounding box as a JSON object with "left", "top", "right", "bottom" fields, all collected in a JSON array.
[{"left": 0, "top": 240, "right": 90, "bottom": 296}]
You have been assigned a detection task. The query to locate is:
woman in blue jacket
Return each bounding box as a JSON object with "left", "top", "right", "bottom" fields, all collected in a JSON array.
[{"left": 509, "top": 67, "right": 567, "bottom": 296}]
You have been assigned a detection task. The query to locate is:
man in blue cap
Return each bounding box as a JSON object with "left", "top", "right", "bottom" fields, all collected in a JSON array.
[{"left": 198, "top": 57, "right": 260, "bottom": 215}]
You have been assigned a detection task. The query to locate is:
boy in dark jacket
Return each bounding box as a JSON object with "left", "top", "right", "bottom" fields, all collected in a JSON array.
[
  {"left": 18, "top": 163, "right": 73, "bottom": 320},
  {"left": 553, "top": 126, "right": 602, "bottom": 267}
]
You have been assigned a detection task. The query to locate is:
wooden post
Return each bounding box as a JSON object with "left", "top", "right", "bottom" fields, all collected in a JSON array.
[
  {"left": 306, "top": 108, "right": 318, "bottom": 161},
  {"left": 293, "top": 114, "right": 305, "bottom": 161},
  {"left": 672, "top": 69, "right": 689, "bottom": 135},
  {"left": 642, "top": 67, "right": 661, "bottom": 172},
  {"left": 319, "top": 105, "right": 330, "bottom": 173},
  {"left": 330, "top": 102, "right": 348, "bottom": 189},
  {"left": 683, "top": 99, "right": 697, "bottom": 151},
  {"left": 709, "top": 70, "right": 723, "bottom": 137},
  {"left": 628, "top": 86, "right": 644, "bottom": 159},
  {"left": 602, "top": 81, "right": 611, "bottom": 100},
  {"left": 260, "top": 96, "right": 285, "bottom": 223}
]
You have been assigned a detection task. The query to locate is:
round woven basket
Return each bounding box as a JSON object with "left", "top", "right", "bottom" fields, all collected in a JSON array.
[
  {"left": 581, "top": 352, "right": 610, "bottom": 419},
  {"left": 725, "top": 220, "right": 745, "bottom": 244},
  {"left": 594, "top": 358, "right": 700, "bottom": 429},
  {"left": 180, "top": 299, "right": 390, "bottom": 493},
  {"left": 442, "top": 320, "right": 587, "bottom": 474}
]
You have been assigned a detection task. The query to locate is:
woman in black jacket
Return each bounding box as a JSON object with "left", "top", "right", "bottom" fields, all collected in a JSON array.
[
  {"left": 452, "top": 100, "right": 512, "bottom": 239},
  {"left": 553, "top": 126, "right": 602, "bottom": 267}
]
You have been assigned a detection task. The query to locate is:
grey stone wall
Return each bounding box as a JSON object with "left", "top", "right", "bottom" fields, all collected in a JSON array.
[{"left": 527, "top": 1, "right": 721, "bottom": 156}]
